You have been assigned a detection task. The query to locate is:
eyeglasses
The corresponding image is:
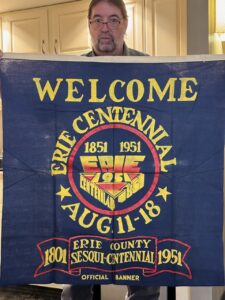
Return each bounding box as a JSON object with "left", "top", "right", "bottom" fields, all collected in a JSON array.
[{"left": 89, "top": 17, "right": 122, "bottom": 30}]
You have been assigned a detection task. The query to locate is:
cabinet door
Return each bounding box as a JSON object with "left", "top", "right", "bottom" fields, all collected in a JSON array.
[
  {"left": 145, "top": 0, "right": 187, "bottom": 56},
  {"left": 49, "top": 0, "right": 145, "bottom": 55},
  {"left": 1, "top": 8, "right": 48, "bottom": 54},
  {"left": 49, "top": 1, "right": 90, "bottom": 55},
  {"left": 124, "top": 0, "right": 145, "bottom": 52}
]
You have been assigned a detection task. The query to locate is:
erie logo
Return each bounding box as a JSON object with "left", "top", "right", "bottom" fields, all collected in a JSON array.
[{"left": 79, "top": 155, "right": 146, "bottom": 210}]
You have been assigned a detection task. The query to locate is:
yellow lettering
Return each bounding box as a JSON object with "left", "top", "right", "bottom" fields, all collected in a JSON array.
[
  {"left": 156, "top": 145, "right": 172, "bottom": 160},
  {"left": 80, "top": 156, "right": 99, "bottom": 172},
  {"left": 65, "top": 79, "right": 84, "bottom": 102},
  {"left": 161, "top": 158, "right": 177, "bottom": 172},
  {"left": 124, "top": 155, "right": 145, "bottom": 173},
  {"left": 109, "top": 80, "right": 125, "bottom": 102},
  {"left": 97, "top": 217, "right": 112, "bottom": 234},
  {"left": 33, "top": 78, "right": 63, "bottom": 101},
  {"left": 78, "top": 208, "right": 99, "bottom": 228},
  {"left": 89, "top": 79, "right": 106, "bottom": 102},
  {"left": 148, "top": 78, "right": 177, "bottom": 102},
  {"left": 51, "top": 163, "right": 67, "bottom": 175},
  {"left": 72, "top": 116, "right": 88, "bottom": 134},
  {"left": 178, "top": 77, "right": 198, "bottom": 101},
  {"left": 82, "top": 110, "right": 99, "bottom": 129},
  {"left": 127, "top": 79, "right": 145, "bottom": 102},
  {"left": 61, "top": 203, "right": 80, "bottom": 221}
]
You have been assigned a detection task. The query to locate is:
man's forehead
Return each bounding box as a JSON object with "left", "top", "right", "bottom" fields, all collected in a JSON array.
[
  {"left": 90, "top": 2, "right": 123, "bottom": 18},
  {"left": 92, "top": 13, "right": 121, "bottom": 18}
]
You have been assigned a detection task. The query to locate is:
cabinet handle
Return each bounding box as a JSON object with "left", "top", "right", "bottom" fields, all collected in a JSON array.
[
  {"left": 41, "top": 40, "right": 46, "bottom": 54},
  {"left": 54, "top": 39, "right": 58, "bottom": 55}
]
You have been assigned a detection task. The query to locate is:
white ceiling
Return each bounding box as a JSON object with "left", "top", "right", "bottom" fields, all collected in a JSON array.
[{"left": 0, "top": 0, "right": 78, "bottom": 13}]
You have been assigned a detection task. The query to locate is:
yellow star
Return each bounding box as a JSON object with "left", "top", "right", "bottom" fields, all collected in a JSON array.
[
  {"left": 56, "top": 185, "right": 72, "bottom": 201},
  {"left": 156, "top": 186, "right": 171, "bottom": 202}
]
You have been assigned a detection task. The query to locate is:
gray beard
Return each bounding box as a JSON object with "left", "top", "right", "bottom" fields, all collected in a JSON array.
[{"left": 96, "top": 38, "right": 116, "bottom": 53}]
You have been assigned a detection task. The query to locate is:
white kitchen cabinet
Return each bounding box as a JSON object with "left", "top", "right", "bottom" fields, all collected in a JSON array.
[
  {"left": 124, "top": 0, "right": 145, "bottom": 52},
  {"left": 145, "top": 0, "right": 187, "bottom": 56},
  {"left": 48, "top": 0, "right": 90, "bottom": 55},
  {"left": 1, "top": 8, "right": 49, "bottom": 54},
  {"left": 48, "top": 0, "right": 145, "bottom": 55},
  {"left": 0, "top": 0, "right": 146, "bottom": 56},
  {"left": 0, "top": 0, "right": 187, "bottom": 56}
]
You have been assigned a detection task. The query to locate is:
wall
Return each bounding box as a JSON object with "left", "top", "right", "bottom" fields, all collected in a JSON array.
[{"left": 187, "top": 0, "right": 209, "bottom": 54}]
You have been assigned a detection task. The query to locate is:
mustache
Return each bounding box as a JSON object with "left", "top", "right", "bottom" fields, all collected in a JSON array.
[{"left": 98, "top": 34, "right": 114, "bottom": 39}]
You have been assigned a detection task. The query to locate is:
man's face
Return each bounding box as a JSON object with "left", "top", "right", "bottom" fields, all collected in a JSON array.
[{"left": 89, "top": 2, "right": 128, "bottom": 56}]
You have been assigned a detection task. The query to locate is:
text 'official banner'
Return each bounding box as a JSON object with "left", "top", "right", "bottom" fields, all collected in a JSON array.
[{"left": 0, "top": 55, "right": 225, "bottom": 286}]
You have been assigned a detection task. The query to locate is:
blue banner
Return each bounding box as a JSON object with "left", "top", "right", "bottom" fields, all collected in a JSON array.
[{"left": 0, "top": 55, "right": 225, "bottom": 285}]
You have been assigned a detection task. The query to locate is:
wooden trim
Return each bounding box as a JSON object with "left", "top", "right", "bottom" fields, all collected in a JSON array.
[
  {"left": 178, "top": 0, "right": 187, "bottom": 55},
  {"left": 144, "top": 0, "right": 154, "bottom": 55},
  {"left": 0, "top": 17, "right": 2, "bottom": 50},
  {"left": 208, "top": 0, "right": 215, "bottom": 34}
]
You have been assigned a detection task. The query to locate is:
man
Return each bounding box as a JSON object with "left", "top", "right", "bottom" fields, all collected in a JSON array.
[
  {"left": 62, "top": 1, "right": 160, "bottom": 300},
  {"left": 0, "top": 0, "right": 159, "bottom": 298},
  {"left": 85, "top": 0, "right": 147, "bottom": 57}
]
